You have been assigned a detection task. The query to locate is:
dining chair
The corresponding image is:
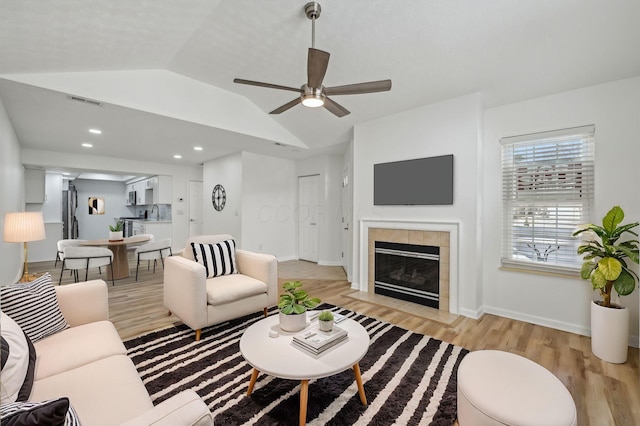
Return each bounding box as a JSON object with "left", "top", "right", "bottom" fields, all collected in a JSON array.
[
  {"left": 55, "top": 239, "right": 87, "bottom": 267},
  {"left": 134, "top": 238, "right": 172, "bottom": 281},
  {"left": 59, "top": 246, "right": 115, "bottom": 286}
]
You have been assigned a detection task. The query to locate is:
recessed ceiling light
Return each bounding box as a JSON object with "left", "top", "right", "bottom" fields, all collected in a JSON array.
[
  {"left": 194, "top": 146, "right": 203, "bottom": 151},
  {"left": 62, "top": 172, "right": 70, "bottom": 175},
  {"left": 82, "top": 143, "right": 93, "bottom": 148},
  {"left": 89, "top": 129, "right": 102, "bottom": 134},
  {"left": 173, "top": 154, "right": 182, "bottom": 159}
]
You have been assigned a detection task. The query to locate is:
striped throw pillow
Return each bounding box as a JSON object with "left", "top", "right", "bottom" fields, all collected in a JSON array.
[
  {"left": 0, "top": 312, "right": 36, "bottom": 402},
  {"left": 0, "top": 398, "right": 81, "bottom": 426},
  {"left": 191, "top": 239, "right": 238, "bottom": 278},
  {"left": 0, "top": 273, "right": 69, "bottom": 342}
]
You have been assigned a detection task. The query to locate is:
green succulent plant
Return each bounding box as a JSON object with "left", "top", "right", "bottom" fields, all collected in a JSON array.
[
  {"left": 278, "top": 280, "right": 321, "bottom": 315},
  {"left": 109, "top": 220, "right": 124, "bottom": 232},
  {"left": 573, "top": 206, "right": 639, "bottom": 308}
]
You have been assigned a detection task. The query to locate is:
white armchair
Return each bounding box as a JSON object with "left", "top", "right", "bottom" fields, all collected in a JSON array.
[{"left": 164, "top": 235, "right": 278, "bottom": 341}]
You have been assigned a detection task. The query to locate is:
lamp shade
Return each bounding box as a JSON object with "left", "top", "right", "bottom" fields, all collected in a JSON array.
[{"left": 4, "top": 211, "right": 46, "bottom": 243}]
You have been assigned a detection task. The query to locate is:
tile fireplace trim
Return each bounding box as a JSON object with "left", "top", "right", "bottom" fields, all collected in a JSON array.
[{"left": 359, "top": 219, "right": 459, "bottom": 315}]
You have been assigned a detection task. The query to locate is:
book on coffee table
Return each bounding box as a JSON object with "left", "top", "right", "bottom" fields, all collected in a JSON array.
[{"left": 292, "top": 324, "right": 348, "bottom": 355}]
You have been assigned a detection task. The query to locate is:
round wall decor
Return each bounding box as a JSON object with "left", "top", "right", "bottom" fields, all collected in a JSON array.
[{"left": 212, "top": 184, "right": 226, "bottom": 211}]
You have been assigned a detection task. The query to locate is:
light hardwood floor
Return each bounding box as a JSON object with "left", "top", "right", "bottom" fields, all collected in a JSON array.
[{"left": 32, "top": 258, "right": 639, "bottom": 425}]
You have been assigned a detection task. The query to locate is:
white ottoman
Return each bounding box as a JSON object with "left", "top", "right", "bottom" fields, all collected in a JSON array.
[{"left": 457, "top": 350, "right": 577, "bottom": 426}]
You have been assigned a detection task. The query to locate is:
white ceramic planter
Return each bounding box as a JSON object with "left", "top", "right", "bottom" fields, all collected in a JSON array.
[
  {"left": 591, "top": 300, "right": 629, "bottom": 364},
  {"left": 109, "top": 231, "right": 123, "bottom": 241},
  {"left": 279, "top": 311, "right": 307, "bottom": 332},
  {"left": 318, "top": 319, "right": 334, "bottom": 332}
]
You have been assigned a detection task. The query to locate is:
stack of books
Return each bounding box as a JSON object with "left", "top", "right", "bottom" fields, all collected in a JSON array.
[{"left": 292, "top": 325, "right": 348, "bottom": 355}]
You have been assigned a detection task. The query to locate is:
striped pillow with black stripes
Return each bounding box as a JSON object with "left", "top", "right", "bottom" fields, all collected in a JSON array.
[
  {"left": 0, "top": 273, "right": 69, "bottom": 342},
  {"left": 190, "top": 239, "right": 238, "bottom": 278}
]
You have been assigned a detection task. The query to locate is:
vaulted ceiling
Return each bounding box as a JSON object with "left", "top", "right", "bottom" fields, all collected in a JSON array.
[{"left": 2, "top": 0, "right": 639, "bottom": 168}]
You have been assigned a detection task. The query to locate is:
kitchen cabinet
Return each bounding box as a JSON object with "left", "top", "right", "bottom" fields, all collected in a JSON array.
[
  {"left": 133, "top": 181, "right": 145, "bottom": 205},
  {"left": 154, "top": 175, "right": 172, "bottom": 204},
  {"left": 131, "top": 221, "right": 172, "bottom": 242},
  {"left": 25, "top": 169, "right": 46, "bottom": 203},
  {"left": 125, "top": 175, "right": 172, "bottom": 206}
]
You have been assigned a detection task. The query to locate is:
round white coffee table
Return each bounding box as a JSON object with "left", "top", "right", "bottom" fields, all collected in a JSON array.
[{"left": 239, "top": 314, "right": 370, "bottom": 425}]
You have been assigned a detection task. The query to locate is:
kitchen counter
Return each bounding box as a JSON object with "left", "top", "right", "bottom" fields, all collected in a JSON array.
[{"left": 129, "top": 219, "right": 172, "bottom": 223}]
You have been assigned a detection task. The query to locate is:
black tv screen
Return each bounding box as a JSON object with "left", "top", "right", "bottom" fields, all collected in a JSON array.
[{"left": 374, "top": 154, "right": 453, "bottom": 205}]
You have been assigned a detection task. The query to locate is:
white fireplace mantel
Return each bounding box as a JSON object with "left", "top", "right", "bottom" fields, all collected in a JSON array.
[{"left": 358, "top": 218, "right": 460, "bottom": 315}]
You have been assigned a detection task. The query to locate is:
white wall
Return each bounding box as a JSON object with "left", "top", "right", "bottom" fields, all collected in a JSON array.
[
  {"left": 21, "top": 149, "right": 202, "bottom": 251},
  {"left": 0, "top": 97, "right": 24, "bottom": 284},
  {"left": 202, "top": 152, "right": 243, "bottom": 241},
  {"left": 201, "top": 151, "right": 344, "bottom": 262},
  {"left": 482, "top": 76, "right": 640, "bottom": 345},
  {"left": 73, "top": 179, "right": 132, "bottom": 240},
  {"left": 351, "top": 93, "right": 483, "bottom": 316},
  {"left": 26, "top": 172, "right": 64, "bottom": 262},
  {"left": 296, "top": 154, "right": 344, "bottom": 265},
  {"left": 241, "top": 152, "right": 296, "bottom": 258}
]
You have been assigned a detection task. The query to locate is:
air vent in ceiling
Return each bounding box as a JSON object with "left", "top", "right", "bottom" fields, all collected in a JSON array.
[{"left": 67, "top": 94, "right": 103, "bottom": 107}]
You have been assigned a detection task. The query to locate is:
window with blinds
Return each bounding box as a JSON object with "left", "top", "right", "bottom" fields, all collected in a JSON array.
[{"left": 501, "top": 125, "right": 595, "bottom": 273}]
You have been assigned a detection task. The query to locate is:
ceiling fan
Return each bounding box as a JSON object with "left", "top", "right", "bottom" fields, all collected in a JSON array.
[{"left": 233, "top": 2, "right": 391, "bottom": 117}]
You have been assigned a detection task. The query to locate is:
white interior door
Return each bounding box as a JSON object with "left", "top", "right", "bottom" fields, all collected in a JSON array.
[
  {"left": 188, "top": 180, "right": 203, "bottom": 237},
  {"left": 341, "top": 166, "right": 352, "bottom": 279},
  {"left": 298, "top": 175, "right": 320, "bottom": 262}
]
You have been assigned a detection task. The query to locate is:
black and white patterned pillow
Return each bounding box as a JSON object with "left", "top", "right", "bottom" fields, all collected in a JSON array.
[
  {"left": 0, "top": 397, "right": 81, "bottom": 426},
  {"left": 0, "top": 312, "right": 36, "bottom": 402},
  {"left": 191, "top": 239, "right": 238, "bottom": 278},
  {"left": 0, "top": 273, "right": 69, "bottom": 342}
]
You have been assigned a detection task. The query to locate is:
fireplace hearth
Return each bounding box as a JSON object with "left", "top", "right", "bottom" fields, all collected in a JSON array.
[{"left": 374, "top": 241, "right": 440, "bottom": 308}]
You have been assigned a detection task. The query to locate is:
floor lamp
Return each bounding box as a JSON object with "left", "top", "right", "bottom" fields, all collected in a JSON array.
[{"left": 4, "top": 211, "right": 46, "bottom": 283}]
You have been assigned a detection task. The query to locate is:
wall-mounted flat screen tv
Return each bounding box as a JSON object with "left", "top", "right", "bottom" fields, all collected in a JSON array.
[{"left": 374, "top": 154, "right": 453, "bottom": 205}]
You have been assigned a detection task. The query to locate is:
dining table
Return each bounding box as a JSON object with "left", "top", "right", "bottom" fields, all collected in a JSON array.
[{"left": 81, "top": 235, "right": 151, "bottom": 280}]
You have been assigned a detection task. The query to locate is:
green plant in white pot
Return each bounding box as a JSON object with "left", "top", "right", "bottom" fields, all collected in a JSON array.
[
  {"left": 278, "top": 281, "right": 321, "bottom": 332},
  {"left": 108, "top": 220, "right": 124, "bottom": 241},
  {"left": 573, "top": 206, "right": 639, "bottom": 363},
  {"left": 318, "top": 310, "right": 334, "bottom": 332}
]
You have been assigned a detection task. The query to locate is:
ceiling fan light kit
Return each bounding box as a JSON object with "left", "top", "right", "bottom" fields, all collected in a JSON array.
[
  {"left": 233, "top": 2, "right": 391, "bottom": 117},
  {"left": 301, "top": 86, "right": 324, "bottom": 108}
]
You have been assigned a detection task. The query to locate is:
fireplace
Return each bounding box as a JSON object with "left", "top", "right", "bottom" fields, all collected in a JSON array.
[
  {"left": 363, "top": 222, "right": 457, "bottom": 314},
  {"left": 374, "top": 241, "right": 440, "bottom": 308}
]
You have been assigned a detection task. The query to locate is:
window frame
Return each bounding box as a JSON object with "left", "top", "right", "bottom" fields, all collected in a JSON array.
[{"left": 500, "top": 125, "right": 595, "bottom": 276}]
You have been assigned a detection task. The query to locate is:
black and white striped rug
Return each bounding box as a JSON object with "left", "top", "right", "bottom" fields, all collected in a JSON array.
[{"left": 125, "top": 306, "right": 468, "bottom": 425}]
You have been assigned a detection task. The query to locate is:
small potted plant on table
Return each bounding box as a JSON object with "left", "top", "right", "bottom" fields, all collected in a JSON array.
[
  {"left": 278, "top": 280, "right": 320, "bottom": 332},
  {"left": 573, "top": 205, "right": 639, "bottom": 363},
  {"left": 109, "top": 220, "right": 124, "bottom": 241},
  {"left": 318, "top": 311, "right": 334, "bottom": 332}
]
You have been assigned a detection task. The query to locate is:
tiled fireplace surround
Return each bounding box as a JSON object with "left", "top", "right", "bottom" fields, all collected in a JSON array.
[{"left": 359, "top": 220, "right": 459, "bottom": 315}]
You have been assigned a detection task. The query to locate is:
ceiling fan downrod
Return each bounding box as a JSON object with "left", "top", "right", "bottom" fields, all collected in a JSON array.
[{"left": 304, "top": 2, "right": 321, "bottom": 49}]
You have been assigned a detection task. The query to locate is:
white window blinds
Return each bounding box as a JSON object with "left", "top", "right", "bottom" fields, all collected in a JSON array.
[{"left": 501, "top": 125, "right": 595, "bottom": 273}]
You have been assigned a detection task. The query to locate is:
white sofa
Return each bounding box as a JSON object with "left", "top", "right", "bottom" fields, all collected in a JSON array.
[
  {"left": 164, "top": 235, "right": 278, "bottom": 341},
  {"left": 30, "top": 279, "right": 213, "bottom": 426}
]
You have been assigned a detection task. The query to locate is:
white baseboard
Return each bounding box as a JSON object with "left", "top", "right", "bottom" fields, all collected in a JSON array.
[
  {"left": 459, "top": 306, "right": 484, "bottom": 320},
  {"left": 318, "top": 260, "right": 343, "bottom": 267},
  {"left": 483, "top": 305, "right": 640, "bottom": 348},
  {"left": 483, "top": 305, "right": 590, "bottom": 337},
  {"left": 277, "top": 255, "right": 298, "bottom": 263}
]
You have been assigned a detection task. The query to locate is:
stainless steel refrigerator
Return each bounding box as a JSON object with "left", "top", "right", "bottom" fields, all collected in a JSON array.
[{"left": 62, "top": 183, "right": 79, "bottom": 239}]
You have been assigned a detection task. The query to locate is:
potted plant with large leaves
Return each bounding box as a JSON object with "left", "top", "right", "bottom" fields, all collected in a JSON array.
[
  {"left": 573, "top": 206, "right": 639, "bottom": 363},
  {"left": 278, "top": 280, "right": 320, "bottom": 332}
]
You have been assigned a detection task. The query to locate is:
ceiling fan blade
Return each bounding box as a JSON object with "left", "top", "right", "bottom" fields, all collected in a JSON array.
[
  {"left": 323, "top": 96, "right": 350, "bottom": 117},
  {"left": 234, "top": 78, "right": 302, "bottom": 93},
  {"left": 270, "top": 97, "right": 302, "bottom": 114},
  {"left": 307, "top": 48, "right": 330, "bottom": 88},
  {"left": 324, "top": 79, "right": 392, "bottom": 96}
]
